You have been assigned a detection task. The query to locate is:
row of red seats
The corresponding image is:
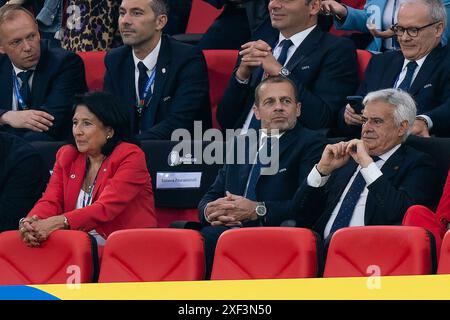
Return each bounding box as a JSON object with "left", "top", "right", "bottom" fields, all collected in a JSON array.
[
  {"left": 77, "top": 49, "right": 372, "bottom": 130},
  {"left": 0, "top": 225, "right": 447, "bottom": 285}
]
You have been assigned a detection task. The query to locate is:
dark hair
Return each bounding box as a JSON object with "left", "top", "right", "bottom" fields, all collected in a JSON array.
[
  {"left": 70, "top": 91, "right": 138, "bottom": 156},
  {"left": 254, "top": 75, "right": 299, "bottom": 107},
  {"left": 149, "top": 0, "right": 169, "bottom": 16}
]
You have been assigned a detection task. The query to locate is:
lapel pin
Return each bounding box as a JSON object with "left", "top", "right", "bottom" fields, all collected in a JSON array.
[
  {"left": 103, "top": 168, "right": 107, "bottom": 172},
  {"left": 70, "top": 174, "right": 76, "bottom": 179},
  {"left": 162, "top": 68, "right": 166, "bottom": 74},
  {"left": 394, "top": 166, "right": 399, "bottom": 170}
]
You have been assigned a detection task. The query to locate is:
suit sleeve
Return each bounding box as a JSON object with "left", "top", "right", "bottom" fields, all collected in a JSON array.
[
  {"left": 295, "top": 39, "right": 359, "bottom": 129},
  {"left": 198, "top": 165, "right": 227, "bottom": 225},
  {"left": 264, "top": 134, "right": 326, "bottom": 226},
  {"left": 138, "top": 49, "right": 210, "bottom": 140},
  {"left": 291, "top": 180, "right": 329, "bottom": 228},
  {"left": 0, "top": 152, "right": 48, "bottom": 232},
  {"left": 64, "top": 148, "right": 151, "bottom": 231},
  {"left": 40, "top": 53, "right": 87, "bottom": 138},
  {"left": 367, "top": 153, "right": 437, "bottom": 225}
]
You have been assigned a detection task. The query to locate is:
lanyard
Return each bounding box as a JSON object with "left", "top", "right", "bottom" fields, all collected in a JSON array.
[
  {"left": 82, "top": 157, "right": 104, "bottom": 208},
  {"left": 137, "top": 68, "right": 156, "bottom": 117},
  {"left": 12, "top": 70, "right": 29, "bottom": 110}
]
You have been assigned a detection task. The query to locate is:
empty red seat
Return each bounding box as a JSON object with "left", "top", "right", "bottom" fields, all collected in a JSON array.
[
  {"left": 356, "top": 49, "right": 372, "bottom": 81},
  {"left": 98, "top": 229, "right": 204, "bottom": 282},
  {"left": 0, "top": 230, "right": 97, "bottom": 285},
  {"left": 438, "top": 231, "right": 450, "bottom": 274},
  {"left": 185, "top": 0, "right": 223, "bottom": 34},
  {"left": 323, "top": 226, "right": 436, "bottom": 277},
  {"left": 77, "top": 51, "right": 106, "bottom": 91},
  {"left": 211, "top": 227, "right": 321, "bottom": 280},
  {"left": 202, "top": 50, "right": 239, "bottom": 129}
]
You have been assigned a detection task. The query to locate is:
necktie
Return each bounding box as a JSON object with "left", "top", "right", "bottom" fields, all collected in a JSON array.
[
  {"left": 137, "top": 61, "right": 149, "bottom": 101},
  {"left": 329, "top": 157, "right": 380, "bottom": 235},
  {"left": 17, "top": 70, "right": 33, "bottom": 109},
  {"left": 397, "top": 61, "right": 418, "bottom": 92},
  {"left": 248, "top": 39, "right": 293, "bottom": 130},
  {"left": 245, "top": 136, "right": 272, "bottom": 201}
]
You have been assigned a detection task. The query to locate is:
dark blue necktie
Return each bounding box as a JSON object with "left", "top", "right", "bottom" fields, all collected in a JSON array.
[
  {"left": 329, "top": 157, "right": 380, "bottom": 234},
  {"left": 17, "top": 70, "right": 33, "bottom": 109},
  {"left": 397, "top": 61, "right": 418, "bottom": 92},
  {"left": 248, "top": 39, "right": 293, "bottom": 130},
  {"left": 245, "top": 137, "right": 272, "bottom": 201},
  {"left": 137, "top": 61, "right": 149, "bottom": 100}
]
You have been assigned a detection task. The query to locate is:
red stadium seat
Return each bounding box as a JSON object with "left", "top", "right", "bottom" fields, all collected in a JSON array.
[
  {"left": 437, "top": 231, "right": 450, "bottom": 274},
  {"left": 323, "top": 226, "right": 436, "bottom": 277},
  {"left": 77, "top": 51, "right": 107, "bottom": 91},
  {"left": 203, "top": 50, "right": 239, "bottom": 129},
  {"left": 356, "top": 49, "right": 372, "bottom": 81},
  {"left": 211, "top": 227, "right": 321, "bottom": 280},
  {"left": 0, "top": 230, "right": 97, "bottom": 285},
  {"left": 185, "top": 0, "right": 223, "bottom": 34},
  {"left": 156, "top": 208, "right": 199, "bottom": 228},
  {"left": 98, "top": 229, "right": 204, "bottom": 282}
]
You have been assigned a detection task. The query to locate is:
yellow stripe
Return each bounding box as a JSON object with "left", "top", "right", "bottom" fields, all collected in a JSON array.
[{"left": 32, "top": 275, "right": 450, "bottom": 300}]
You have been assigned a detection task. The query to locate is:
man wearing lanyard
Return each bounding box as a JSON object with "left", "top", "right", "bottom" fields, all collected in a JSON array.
[
  {"left": 0, "top": 5, "right": 87, "bottom": 141},
  {"left": 104, "top": 0, "right": 211, "bottom": 140},
  {"left": 198, "top": 76, "right": 325, "bottom": 278},
  {"left": 217, "top": 0, "right": 359, "bottom": 132},
  {"left": 339, "top": 0, "right": 450, "bottom": 138}
]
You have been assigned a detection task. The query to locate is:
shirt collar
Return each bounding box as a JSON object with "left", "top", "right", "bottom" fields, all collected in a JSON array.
[
  {"left": 12, "top": 64, "right": 35, "bottom": 75},
  {"left": 132, "top": 38, "right": 161, "bottom": 71},
  {"left": 376, "top": 144, "right": 402, "bottom": 163},
  {"left": 401, "top": 53, "right": 429, "bottom": 71},
  {"left": 260, "top": 130, "right": 285, "bottom": 145},
  {"left": 277, "top": 24, "right": 317, "bottom": 49}
]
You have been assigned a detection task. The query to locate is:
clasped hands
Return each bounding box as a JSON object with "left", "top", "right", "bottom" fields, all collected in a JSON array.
[
  {"left": 205, "top": 191, "right": 258, "bottom": 227},
  {"left": 316, "top": 139, "right": 375, "bottom": 176},
  {"left": 19, "top": 215, "right": 65, "bottom": 247},
  {"left": 236, "top": 40, "right": 282, "bottom": 81}
]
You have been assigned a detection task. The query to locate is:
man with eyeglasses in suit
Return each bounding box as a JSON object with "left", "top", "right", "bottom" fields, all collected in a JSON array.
[{"left": 337, "top": 0, "right": 450, "bottom": 138}]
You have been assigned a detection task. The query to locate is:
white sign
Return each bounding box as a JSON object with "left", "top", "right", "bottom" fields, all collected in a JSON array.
[{"left": 156, "top": 172, "right": 202, "bottom": 189}]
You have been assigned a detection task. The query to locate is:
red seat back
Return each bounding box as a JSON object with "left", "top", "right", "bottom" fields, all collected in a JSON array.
[
  {"left": 77, "top": 51, "right": 107, "bottom": 91},
  {"left": 185, "top": 0, "right": 223, "bottom": 34},
  {"left": 438, "top": 231, "right": 450, "bottom": 274},
  {"left": 202, "top": 50, "right": 239, "bottom": 129},
  {"left": 211, "top": 227, "right": 320, "bottom": 280},
  {"left": 98, "top": 229, "right": 204, "bottom": 282},
  {"left": 324, "top": 226, "right": 435, "bottom": 277},
  {"left": 156, "top": 208, "right": 199, "bottom": 228},
  {"left": 0, "top": 230, "right": 96, "bottom": 285},
  {"left": 356, "top": 49, "right": 372, "bottom": 81}
]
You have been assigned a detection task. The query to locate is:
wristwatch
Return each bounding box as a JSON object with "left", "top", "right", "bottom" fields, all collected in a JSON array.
[
  {"left": 279, "top": 67, "right": 290, "bottom": 77},
  {"left": 255, "top": 202, "right": 267, "bottom": 217}
]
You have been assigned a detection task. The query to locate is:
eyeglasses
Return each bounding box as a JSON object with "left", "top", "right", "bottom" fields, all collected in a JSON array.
[{"left": 391, "top": 21, "right": 441, "bottom": 37}]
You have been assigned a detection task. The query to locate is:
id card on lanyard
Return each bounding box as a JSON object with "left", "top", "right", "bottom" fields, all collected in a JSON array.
[
  {"left": 12, "top": 70, "right": 29, "bottom": 110},
  {"left": 137, "top": 68, "right": 157, "bottom": 117}
]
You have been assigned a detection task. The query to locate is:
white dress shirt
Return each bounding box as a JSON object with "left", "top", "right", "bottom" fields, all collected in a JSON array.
[
  {"left": 306, "top": 144, "right": 401, "bottom": 238},
  {"left": 132, "top": 38, "right": 161, "bottom": 103}
]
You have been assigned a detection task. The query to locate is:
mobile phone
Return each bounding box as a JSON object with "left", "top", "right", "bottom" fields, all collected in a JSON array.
[{"left": 346, "top": 96, "right": 364, "bottom": 114}]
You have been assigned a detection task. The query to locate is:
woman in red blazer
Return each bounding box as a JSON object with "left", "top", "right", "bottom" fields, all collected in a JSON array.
[
  {"left": 19, "top": 92, "right": 156, "bottom": 247},
  {"left": 403, "top": 168, "right": 450, "bottom": 253}
]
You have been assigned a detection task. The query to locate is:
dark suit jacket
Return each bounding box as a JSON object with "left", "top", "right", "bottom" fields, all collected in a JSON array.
[
  {"left": 0, "top": 132, "right": 49, "bottom": 232},
  {"left": 104, "top": 35, "right": 211, "bottom": 140},
  {"left": 292, "top": 145, "right": 437, "bottom": 235},
  {"left": 338, "top": 45, "right": 450, "bottom": 137},
  {"left": 217, "top": 26, "right": 359, "bottom": 130},
  {"left": 198, "top": 123, "right": 326, "bottom": 226},
  {"left": 0, "top": 40, "right": 87, "bottom": 139}
]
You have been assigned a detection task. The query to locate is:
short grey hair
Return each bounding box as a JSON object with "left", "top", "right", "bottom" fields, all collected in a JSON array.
[
  {"left": 363, "top": 89, "right": 417, "bottom": 139},
  {"left": 402, "top": 0, "right": 447, "bottom": 30},
  {"left": 149, "top": 0, "right": 168, "bottom": 16}
]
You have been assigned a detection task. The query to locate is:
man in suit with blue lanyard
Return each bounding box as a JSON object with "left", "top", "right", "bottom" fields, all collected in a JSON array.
[
  {"left": 293, "top": 88, "right": 437, "bottom": 240},
  {"left": 217, "top": 0, "right": 359, "bottom": 132},
  {"left": 199, "top": 76, "right": 326, "bottom": 278},
  {"left": 0, "top": 4, "right": 87, "bottom": 141},
  {"left": 104, "top": 0, "right": 211, "bottom": 140},
  {"left": 339, "top": 0, "right": 450, "bottom": 137}
]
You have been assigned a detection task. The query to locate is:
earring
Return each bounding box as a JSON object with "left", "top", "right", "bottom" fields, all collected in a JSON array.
[{"left": 106, "top": 135, "right": 111, "bottom": 139}]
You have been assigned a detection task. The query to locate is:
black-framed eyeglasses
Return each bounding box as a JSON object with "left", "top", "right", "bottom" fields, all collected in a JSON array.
[{"left": 391, "top": 21, "right": 441, "bottom": 37}]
